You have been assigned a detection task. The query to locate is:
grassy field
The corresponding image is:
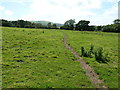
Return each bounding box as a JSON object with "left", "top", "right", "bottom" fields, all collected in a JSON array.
[
  {"left": 65, "top": 30, "right": 118, "bottom": 88},
  {"left": 2, "top": 27, "right": 118, "bottom": 88}
]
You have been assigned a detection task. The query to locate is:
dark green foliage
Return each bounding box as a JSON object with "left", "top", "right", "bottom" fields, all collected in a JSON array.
[
  {"left": 81, "top": 46, "right": 89, "bottom": 57},
  {"left": 96, "top": 26, "right": 103, "bottom": 31},
  {"left": 0, "top": 19, "right": 12, "bottom": 27},
  {"left": 88, "top": 26, "right": 96, "bottom": 31},
  {"left": 75, "top": 20, "right": 90, "bottom": 31},
  {"left": 90, "top": 44, "right": 94, "bottom": 54},
  {"left": 94, "top": 47, "right": 103, "bottom": 62},
  {"left": 102, "top": 23, "right": 120, "bottom": 33},
  {"left": 94, "top": 47, "right": 109, "bottom": 63},
  {"left": 61, "top": 19, "right": 75, "bottom": 30},
  {"left": 81, "top": 46, "right": 85, "bottom": 56},
  {"left": 113, "top": 19, "right": 120, "bottom": 24},
  {"left": 81, "top": 45, "right": 109, "bottom": 63},
  {"left": 0, "top": 19, "right": 42, "bottom": 28},
  {"left": 81, "top": 45, "right": 93, "bottom": 58},
  {"left": 102, "top": 19, "right": 120, "bottom": 33}
]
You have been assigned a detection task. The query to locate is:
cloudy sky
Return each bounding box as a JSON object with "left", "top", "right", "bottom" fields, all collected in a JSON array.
[{"left": 0, "top": 0, "right": 119, "bottom": 25}]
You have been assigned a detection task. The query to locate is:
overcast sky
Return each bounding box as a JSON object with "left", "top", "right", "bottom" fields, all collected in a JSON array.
[{"left": 0, "top": 0, "right": 119, "bottom": 25}]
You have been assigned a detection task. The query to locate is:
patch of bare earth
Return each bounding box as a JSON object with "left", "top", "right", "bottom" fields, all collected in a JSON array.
[{"left": 64, "top": 35, "right": 107, "bottom": 89}]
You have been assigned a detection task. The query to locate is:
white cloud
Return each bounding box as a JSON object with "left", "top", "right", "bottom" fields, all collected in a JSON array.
[
  {"left": 104, "top": 6, "right": 117, "bottom": 16},
  {"left": 0, "top": 5, "right": 13, "bottom": 17},
  {"left": 0, "top": 0, "right": 32, "bottom": 2},
  {"left": 20, "top": 0, "right": 118, "bottom": 25},
  {"left": 105, "top": 0, "right": 119, "bottom": 3},
  {"left": 21, "top": 0, "right": 98, "bottom": 23},
  {"left": 5, "top": 10, "right": 13, "bottom": 15},
  {"left": 0, "top": 6, "right": 5, "bottom": 11},
  {"left": 88, "top": 3, "right": 118, "bottom": 25}
]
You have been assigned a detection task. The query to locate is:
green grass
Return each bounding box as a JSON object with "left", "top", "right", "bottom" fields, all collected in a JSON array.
[
  {"left": 64, "top": 30, "right": 118, "bottom": 88},
  {"left": 2, "top": 27, "right": 94, "bottom": 88},
  {"left": 2, "top": 27, "right": 118, "bottom": 88}
]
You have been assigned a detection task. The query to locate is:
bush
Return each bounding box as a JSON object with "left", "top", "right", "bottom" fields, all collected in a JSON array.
[
  {"left": 94, "top": 47, "right": 103, "bottom": 62},
  {"left": 80, "top": 45, "right": 109, "bottom": 63},
  {"left": 81, "top": 46, "right": 85, "bottom": 56},
  {"left": 89, "top": 44, "right": 94, "bottom": 54},
  {"left": 81, "top": 45, "right": 94, "bottom": 58},
  {"left": 95, "top": 47, "right": 109, "bottom": 63},
  {"left": 81, "top": 46, "right": 88, "bottom": 57}
]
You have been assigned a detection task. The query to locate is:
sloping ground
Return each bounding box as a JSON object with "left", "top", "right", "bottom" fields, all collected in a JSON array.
[
  {"left": 64, "top": 30, "right": 118, "bottom": 88},
  {"left": 2, "top": 27, "right": 94, "bottom": 88},
  {"left": 30, "top": 21, "right": 63, "bottom": 27}
]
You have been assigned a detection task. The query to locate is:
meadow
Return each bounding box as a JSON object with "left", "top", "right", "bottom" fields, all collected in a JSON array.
[
  {"left": 65, "top": 30, "right": 118, "bottom": 88},
  {"left": 2, "top": 27, "right": 118, "bottom": 88}
]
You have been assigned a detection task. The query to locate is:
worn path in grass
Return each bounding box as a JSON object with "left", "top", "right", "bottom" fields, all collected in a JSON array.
[{"left": 64, "top": 35, "right": 107, "bottom": 88}]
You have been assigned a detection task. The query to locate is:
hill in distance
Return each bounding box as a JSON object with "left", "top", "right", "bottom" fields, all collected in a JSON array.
[{"left": 30, "top": 20, "right": 63, "bottom": 27}]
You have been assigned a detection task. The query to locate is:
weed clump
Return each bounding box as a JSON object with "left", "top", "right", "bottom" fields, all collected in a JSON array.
[
  {"left": 94, "top": 47, "right": 109, "bottom": 63},
  {"left": 42, "top": 31, "right": 44, "bottom": 33},
  {"left": 81, "top": 45, "right": 94, "bottom": 58},
  {"left": 81, "top": 46, "right": 89, "bottom": 57},
  {"left": 90, "top": 44, "right": 94, "bottom": 54},
  {"left": 80, "top": 45, "right": 109, "bottom": 63}
]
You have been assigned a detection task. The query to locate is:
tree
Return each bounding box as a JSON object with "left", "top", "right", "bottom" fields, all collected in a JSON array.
[
  {"left": 47, "top": 22, "right": 52, "bottom": 29},
  {"left": 102, "top": 19, "right": 120, "bottom": 32},
  {"left": 34, "top": 23, "right": 42, "bottom": 28},
  {"left": 88, "top": 25, "right": 96, "bottom": 31},
  {"left": 62, "top": 19, "right": 75, "bottom": 30},
  {"left": 102, "top": 24, "right": 120, "bottom": 32},
  {"left": 17, "top": 20, "right": 26, "bottom": 28},
  {"left": 75, "top": 20, "right": 90, "bottom": 31},
  {"left": 113, "top": 19, "right": 120, "bottom": 24},
  {"left": 52, "top": 24, "right": 57, "bottom": 29},
  {"left": 0, "top": 19, "right": 12, "bottom": 27},
  {"left": 96, "top": 26, "right": 103, "bottom": 31}
]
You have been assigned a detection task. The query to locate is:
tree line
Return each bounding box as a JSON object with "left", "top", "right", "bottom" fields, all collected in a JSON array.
[
  {"left": 0, "top": 19, "right": 120, "bottom": 32},
  {"left": 60, "top": 19, "right": 120, "bottom": 33},
  {"left": 0, "top": 19, "right": 58, "bottom": 29}
]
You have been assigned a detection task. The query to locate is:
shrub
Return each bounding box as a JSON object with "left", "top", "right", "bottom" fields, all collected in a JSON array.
[
  {"left": 81, "top": 45, "right": 109, "bottom": 63},
  {"left": 94, "top": 47, "right": 103, "bottom": 62},
  {"left": 90, "top": 44, "right": 94, "bottom": 54},
  {"left": 81, "top": 46, "right": 85, "bottom": 56},
  {"left": 81, "top": 45, "right": 94, "bottom": 58},
  {"left": 95, "top": 47, "right": 109, "bottom": 63},
  {"left": 81, "top": 46, "right": 89, "bottom": 57}
]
